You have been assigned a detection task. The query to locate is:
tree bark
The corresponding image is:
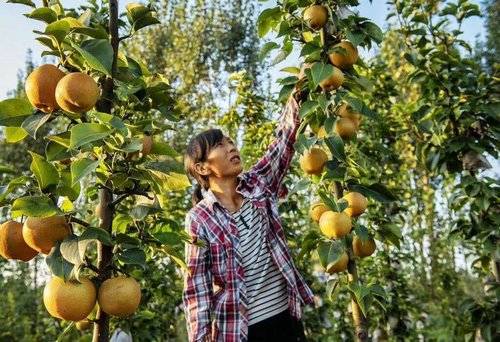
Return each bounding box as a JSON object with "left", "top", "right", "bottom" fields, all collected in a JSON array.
[
  {"left": 92, "top": 1, "right": 119, "bottom": 341},
  {"left": 492, "top": 260, "right": 500, "bottom": 283},
  {"left": 333, "top": 181, "right": 368, "bottom": 341},
  {"left": 422, "top": 172, "right": 438, "bottom": 299}
]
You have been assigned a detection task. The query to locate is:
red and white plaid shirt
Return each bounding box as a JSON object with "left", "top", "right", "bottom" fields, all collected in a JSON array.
[{"left": 182, "top": 95, "right": 314, "bottom": 342}]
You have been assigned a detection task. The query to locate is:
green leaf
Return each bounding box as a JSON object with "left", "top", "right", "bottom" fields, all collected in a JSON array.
[
  {"left": 145, "top": 160, "right": 184, "bottom": 174},
  {"left": 155, "top": 219, "right": 182, "bottom": 233},
  {"left": 5, "top": 126, "right": 28, "bottom": 143},
  {"left": 90, "top": 112, "right": 126, "bottom": 131},
  {"left": 404, "top": 51, "right": 418, "bottom": 66},
  {"left": 317, "top": 240, "right": 344, "bottom": 270},
  {"left": 325, "top": 135, "right": 346, "bottom": 161},
  {"left": 72, "top": 39, "right": 113, "bottom": 75},
  {"left": 326, "top": 278, "right": 340, "bottom": 301},
  {"left": 163, "top": 245, "right": 189, "bottom": 272},
  {"left": 118, "top": 248, "right": 146, "bottom": 267},
  {"left": 318, "top": 189, "right": 339, "bottom": 212},
  {"left": 154, "top": 231, "right": 182, "bottom": 245},
  {"left": 298, "top": 230, "right": 320, "bottom": 259},
  {"left": 300, "top": 42, "right": 321, "bottom": 58},
  {"left": 130, "top": 204, "right": 163, "bottom": 220},
  {"left": 441, "top": 4, "right": 458, "bottom": 16},
  {"left": 78, "top": 9, "right": 92, "bottom": 26},
  {"left": 379, "top": 223, "right": 403, "bottom": 239},
  {"left": 149, "top": 142, "right": 179, "bottom": 157},
  {"left": 57, "top": 171, "right": 81, "bottom": 201},
  {"left": 133, "top": 15, "right": 161, "bottom": 31},
  {"left": 311, "top": 63, "right": 334, "bottom": 85},
  {"left": 70, "top": 123, "right": 113, "bottom": 149},
  {"left": 287, "top": 179, "right": 311, "bottom": 198},
  {"left": 44, "top": 19, "right": 70, "bottom": 44},
  {"left": 293, "top": 134, "right": 317, "bottom": 155},
  {"left": 113, "top": 214, "right": 133, "bottom": 234},
  {"left": 354, "top": 225, "right": 370, "bottom": 241},
  {"left": 78, "top": 226, "right": 114, "bottom": 260},
  {"left": 377, "top": 224, "right": 402, "bottom": 248},
  {"left": 136, "top": 309, "right": 155, "bottom": 320},
  {"left": 257, "top": 7, "right": 281, "bottom": 37},
  {"left": 29, "top": 151, "right": 59, "bottom": 192},
  {"left": 345, "top": 98, "right": 378, "bottom": 120},
  {"left": 25, "top": 7, "right": 57, "bottom": 23},
  {"left": 61, "top": 17, "right": 87, "bottom": 28},
  {"left": 60, "top": 234, "right": 83, "bottom": 265},
  {"left": 0, "top": 166, "right": 16, "bottom": 174},
  {"left": 370, "top": 284, "right": 388, "bottom": 300},
  {"left": 363, "top": 22, "right": 383, "bottom": 43},
  {"left": 74, "top": 25, "right": 109, "bottom": 40},
  {"left": 126, "top": 3, "right": 150, "bottom": 22},
  {"left": 161, "top": 172, "right": 191, "bottom": 191},
  {"left": 115, "top": 233, "right": 141, "bottom": 246},
  {"left": 323, "top": 166, "right": 346, "bottom": 181},
  {"left": 278, "top": 84, "right": 294, "bottom": 102},
  {"left": 70, "top": 158, "right": 100, "bottom": 186},
  {"left": 0, "top": 98, "right": 32, "bottom": 127},
  {"left": 347, "top": 283, "right": 371, "bottom": 317},
  {"left": 345, "top": 29, "right": 365, "bottom": 46},
  {"left": 125, "top": 3, "right": 160, "bottom": 31},
  {"left": 349, "top": 183, "right": 396, "bottom": 203},
  {"left": 47, "top": 132, "right": 71, "bottom": 148},
  {"left": 259, "top": 42, "right": 279, "bottom": 62},
  {"left": 7, "top": 0, "right": 35, "bottom": 7},
  {"left": 277, "top": 20, "right": 290, "bottom": 37},
  {"left": 271, "top": 40, "right": 293, "bottom": 66},
  {"left": 46, "top": 241, "right": 75, "bottom": 281},
  {"left": 21, "top": 113, "right": 51, "bottom": 139},
  {"left": 298, "top": 100, "right": 319, "bottom": 119},
  {"left": 280, "top": 66, "right": 300, "bottom": 75},
  {"left": 11, "top": 196, "right": 59, "bottom": 218},
  {"left": 0, "top": 176, "right": 30, "bottom": 204},
  {"left": 411, "top": 105, "right": 431, "bottom": 122},
  {"left": 46, "top": 140, "right": 72, "bottom": 162}
]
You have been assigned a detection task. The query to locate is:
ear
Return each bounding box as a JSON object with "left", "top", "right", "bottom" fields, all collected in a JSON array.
[{"left": 194, "top": 162, "right": 211, "bottom": 177}]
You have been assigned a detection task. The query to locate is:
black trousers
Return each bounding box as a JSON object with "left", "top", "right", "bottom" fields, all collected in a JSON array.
[{"left": 248, "top": 309, "right": 307, "bottom": 342}]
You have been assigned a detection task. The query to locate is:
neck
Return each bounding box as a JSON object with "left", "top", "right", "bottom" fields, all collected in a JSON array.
[{"left": 209, "top": 176, "right": 240, "bottom": 205}]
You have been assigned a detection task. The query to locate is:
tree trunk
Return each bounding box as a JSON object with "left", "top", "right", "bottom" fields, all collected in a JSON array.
[
  {"left": 333, "top": 181, "right": 368, "bottom": 341},
  {"left": 422, "top": 172, "right": 438, "bottom": 299},
  {"left": 492, "top": 260, "right": 500, "bottom": 283},
  {"left": 92, "top": 189, "right": 114, "bottom": 342},
  {"left": 92, "top": 1, "right": 119, "bottom": 341}
]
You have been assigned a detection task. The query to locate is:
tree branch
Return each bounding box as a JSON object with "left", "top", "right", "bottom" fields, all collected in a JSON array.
[{"left": 70, "top": 217, "right": 90, "bottom": 227}]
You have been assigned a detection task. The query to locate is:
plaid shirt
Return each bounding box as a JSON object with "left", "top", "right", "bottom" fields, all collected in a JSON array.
[{"left": 182, "top": 95, "right": 314, "bottom": 342}]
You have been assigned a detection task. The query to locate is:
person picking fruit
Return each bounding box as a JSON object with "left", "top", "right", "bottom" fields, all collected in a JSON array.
[{"left": 182, "top": 76, "right": 313, "bottom": 341}]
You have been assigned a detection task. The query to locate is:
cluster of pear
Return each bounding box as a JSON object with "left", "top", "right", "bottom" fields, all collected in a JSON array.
[
  {"left": 25, "top": 64, "right": 100, "bottom": 116},
  {"left": 44, "top": 275, "right": 141, "bottom": 328},
  {"left": 303, "top": 5, "right": 359, "bottom": 92},
  {"left": 0, "top": 217, "right": 141, "bottom": 328},
  {"left": 309, "top": 192, "right": 375, "bottom": 274}
]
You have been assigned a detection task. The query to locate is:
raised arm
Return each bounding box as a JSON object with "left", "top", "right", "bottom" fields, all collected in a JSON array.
[
  {"left": 249, "top": 93, "right": 301, "bottom": 197},
  {"left": 182, "top": 213, "right": 213, "bottom": 342}
]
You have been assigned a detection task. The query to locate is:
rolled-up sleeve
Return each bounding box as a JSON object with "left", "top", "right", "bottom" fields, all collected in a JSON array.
[{"left": 249, "top": 95, "right": 301, "bottom": 197}]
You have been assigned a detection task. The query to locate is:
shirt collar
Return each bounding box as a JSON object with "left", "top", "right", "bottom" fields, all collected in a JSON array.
[{"left": 203, "top": 173, "right": 247, "bottom": 211}]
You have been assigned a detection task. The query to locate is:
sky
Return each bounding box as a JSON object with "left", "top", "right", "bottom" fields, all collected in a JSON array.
[{"left": 0, "top": 0, "right": 485, "bottom": 99}]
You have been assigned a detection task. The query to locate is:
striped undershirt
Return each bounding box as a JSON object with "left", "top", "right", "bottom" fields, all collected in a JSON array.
[{"left": 231, "top": 198, "right": 289, "bottom": 325}]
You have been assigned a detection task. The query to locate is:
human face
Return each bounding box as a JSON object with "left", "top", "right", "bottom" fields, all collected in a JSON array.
[{"left": 195, "top": 136, "right": 243, "bottom": 179}]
